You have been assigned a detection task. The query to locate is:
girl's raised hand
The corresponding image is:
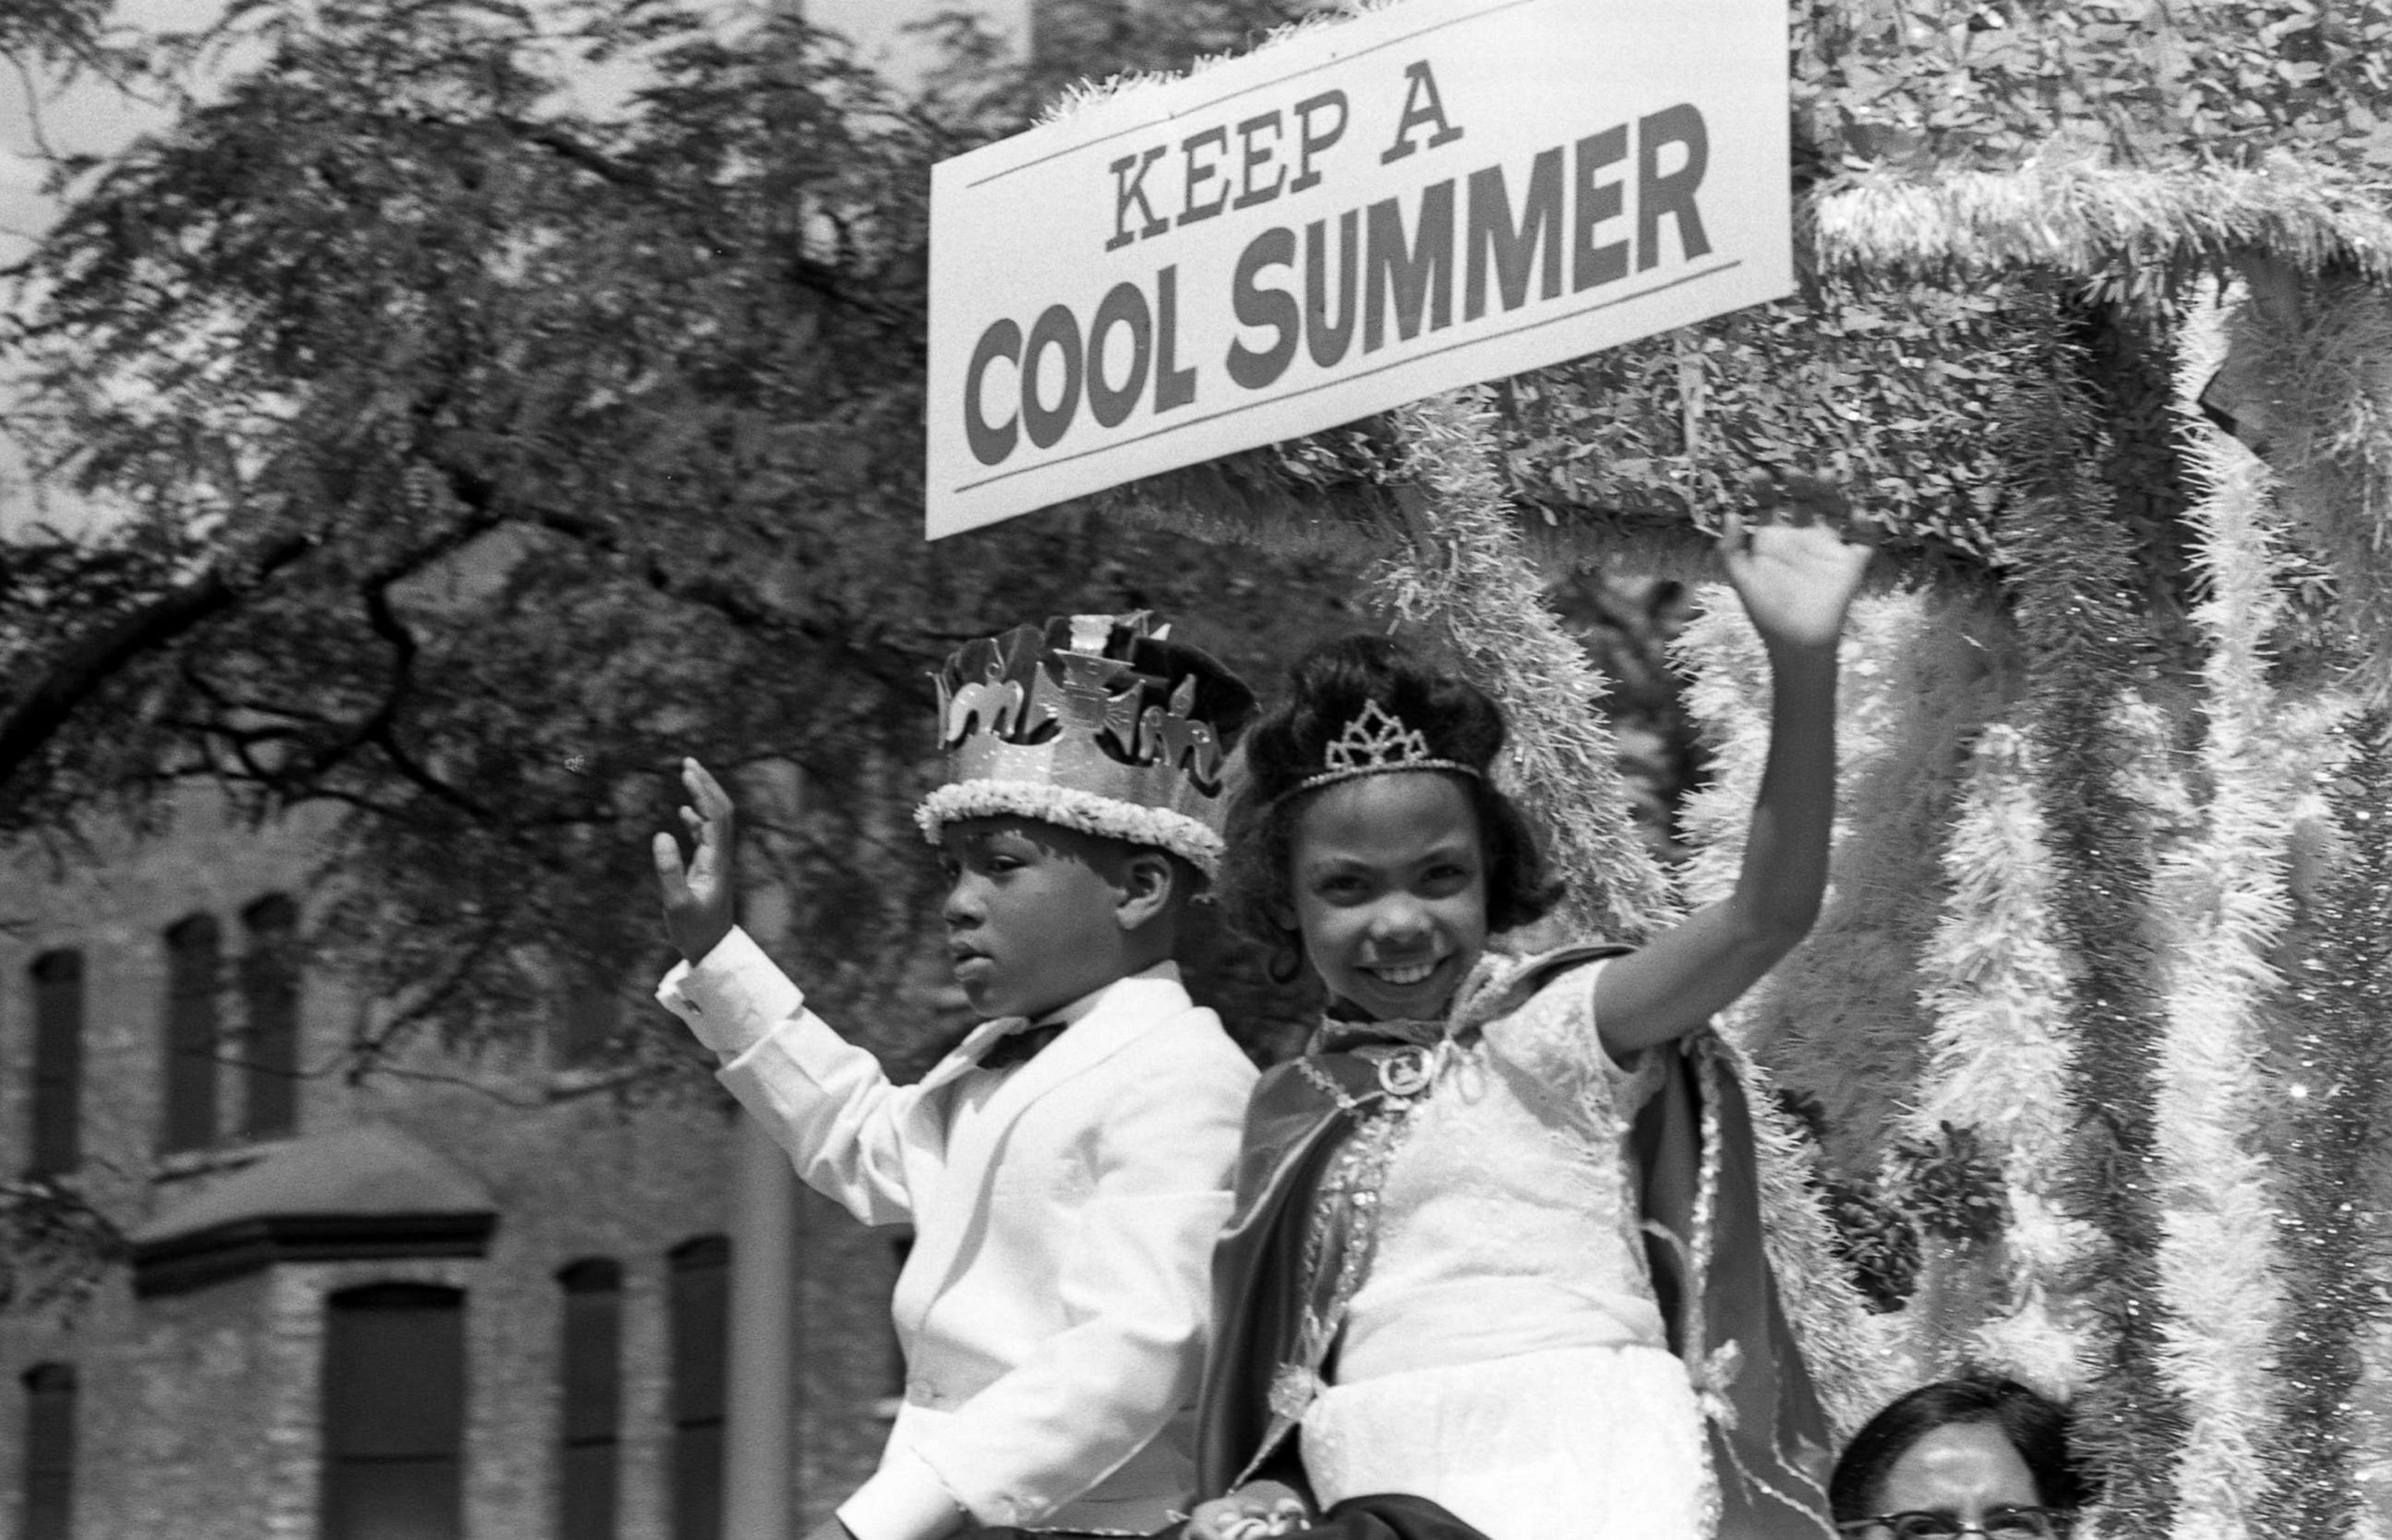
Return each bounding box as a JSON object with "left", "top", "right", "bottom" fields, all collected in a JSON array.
[
  {"left": 1721, "top": 471, "right": 1873, "bottom": 653},
  {"left": 653, "top": 757, "right": 738, "bottom": 964}
]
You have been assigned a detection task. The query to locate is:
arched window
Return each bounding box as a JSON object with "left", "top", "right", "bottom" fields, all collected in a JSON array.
[
  {"left": 240, "top": 894, "right": 301, "bottom": 1138},
  {"left": 557, "top": 1259, "right": 624, "bottom": 1540},
  {"left": 667, "top": 1236, "right": 729, "bottom": 1540},
  {"left": 321, "top": 1283, "right": 466, "bottom": 1540},
  {"left": 161, "top": 916, "right": 223, "bottom": 1152},
  {"left": 27, "top": 952, "right": 85, "bottom": 1176},
  {"left": 19, "top": 1363, "right": 76, "bottom": 1540}
]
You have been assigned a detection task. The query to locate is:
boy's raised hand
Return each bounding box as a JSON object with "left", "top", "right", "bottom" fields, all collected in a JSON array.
[
  {"left": 653, "top": 757, "right": 737, "bottom": 964},
  {"left": 1722, "top": 470, "right": 1873, "bottom": 653}
]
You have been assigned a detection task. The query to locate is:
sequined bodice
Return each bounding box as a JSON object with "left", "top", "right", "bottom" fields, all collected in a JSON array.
[{"left": 1330, "top": 959, "right": 1669, "bottom": 1383}]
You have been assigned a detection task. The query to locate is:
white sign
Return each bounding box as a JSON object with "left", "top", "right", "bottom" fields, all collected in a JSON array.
[{"left": 926, "top": 0, "right": 1789, "bottom": 539}]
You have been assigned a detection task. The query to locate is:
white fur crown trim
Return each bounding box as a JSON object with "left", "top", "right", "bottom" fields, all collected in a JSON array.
[{"left": 914, "top": 780, "right": 1226, "bottom": 876}]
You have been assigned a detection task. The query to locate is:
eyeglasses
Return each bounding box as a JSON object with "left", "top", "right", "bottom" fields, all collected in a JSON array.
[{"left": 1837, "top": 1509, "right": 2069, "bottom": 1540}]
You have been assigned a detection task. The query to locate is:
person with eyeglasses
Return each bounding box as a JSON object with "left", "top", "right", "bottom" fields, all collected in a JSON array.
[{"left": 1829, "top": 1373, "right": 2094, "bottom": 1540}]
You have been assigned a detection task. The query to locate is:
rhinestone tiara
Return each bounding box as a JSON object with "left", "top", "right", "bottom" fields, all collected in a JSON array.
[{"left": 1289, "top": 699, "right": 1483, "bottom": 797}]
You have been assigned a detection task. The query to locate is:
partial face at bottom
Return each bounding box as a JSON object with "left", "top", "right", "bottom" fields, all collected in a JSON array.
[{"left": 1856, "top": 1422, "right": 2057, "bottom": 1539}]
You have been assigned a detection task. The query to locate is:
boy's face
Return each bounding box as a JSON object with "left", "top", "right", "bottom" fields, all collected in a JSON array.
[{"left": 937, "top": 817, "right": 1131, "bottom": 1023}]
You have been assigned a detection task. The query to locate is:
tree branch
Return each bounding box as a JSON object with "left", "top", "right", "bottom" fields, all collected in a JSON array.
[
  {"left": 0, "top": 531, "right": 317, "bottom": 785},
  {"left": 495, "top": 115, "right": 655, "bottom": 194},
  {"left": 488, "top": 114, "right": 910, "bottom": 322}
]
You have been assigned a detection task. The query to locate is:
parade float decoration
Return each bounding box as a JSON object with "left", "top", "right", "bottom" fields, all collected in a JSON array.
[{"left": 929, "top": 1, "right": 2392, "bottom": 1535}]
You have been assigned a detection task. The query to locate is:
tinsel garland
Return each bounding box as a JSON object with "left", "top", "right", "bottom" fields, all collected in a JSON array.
[
  {"left": 1810, "top": 150, "right": 2392, "bottom": 291},
  {"left": 1671, "top": 586, "right": 1769, "bottom": 919},
  {"left": 2248, "top": 714, "right": 2392, "bottom": 1538},
  {"left": 1739, "top": 1046, "right": 1915, "bottom": 1435},
  {"left": 1374, "top": 389, "right": 1901, "bottom": 1434},
  {"left": 1697, "top": 586, "right": 2009, "bottom": 1180},
  {"left": 1370, "top": 389, "right": 1676, "bottom": 941},
  {"left": 2224, "top": 275, "right": 2392, "bottom": 705},
  {"left": 1998, "top": 307, "right": 2186, "bottom": 1535},
  {"left": 1673, "top": 578, "right": 1989, "bottom": 1249},
  {"left": 1906, "top": 720, "right": 2095, "bottom": 1396},
  {"left": 2142, "top": 299, "right": 2310, "bottom": 1539},
  {"left": 1669, "top": 564, "right": 1919, "bottom": 1426}
]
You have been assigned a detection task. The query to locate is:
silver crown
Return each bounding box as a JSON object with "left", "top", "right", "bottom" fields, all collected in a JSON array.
[
  {"left": 1292, "top": 699, "right": 1482, "bottom": 796},
  {"left": 917, "top": 612, "right": 1244, "bottom": 874}
]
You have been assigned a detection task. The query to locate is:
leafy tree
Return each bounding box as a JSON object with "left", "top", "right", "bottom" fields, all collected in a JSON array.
[
  {"left": 0, "top": 0, "right": 113, "bottom": 69},
  {"left": 12, "top": 0, "right": 2384, "bottom": 1071},
  {"left": 0, "top": 0, "right": 1349, "bottom": 1087},
  {"left": 11, "top": 14, "right": 2385, "bottom": 1471}
]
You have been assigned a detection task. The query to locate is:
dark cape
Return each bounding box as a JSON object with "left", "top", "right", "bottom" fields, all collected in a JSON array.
[{"left": 1191, "top": 946, "right": 1838, "bottom": 1540}]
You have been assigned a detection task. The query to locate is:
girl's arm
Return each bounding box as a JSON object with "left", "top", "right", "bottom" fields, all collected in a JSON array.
[{"left": 1593, "top": 488, "right": 1871, "bottom": 1057}]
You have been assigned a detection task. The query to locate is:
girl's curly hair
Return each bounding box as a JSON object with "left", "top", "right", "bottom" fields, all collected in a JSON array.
[{"left": 1216, "top": 635, "right": 1564, "bottom": 979}]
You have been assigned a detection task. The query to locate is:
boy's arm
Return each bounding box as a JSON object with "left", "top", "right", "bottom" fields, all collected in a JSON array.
[
  {"left": 873, "top": 1032, "right": 1257, "bottom": 1535},
  {"left": 1595, "top": 494, "right": 1871, "bottom": 1056},
  {"left": 657, "top": 926, "right": 925, "bottom": 1225},
  {"left": 654, "top": 758, "right": 922, "bottom": 1224}
]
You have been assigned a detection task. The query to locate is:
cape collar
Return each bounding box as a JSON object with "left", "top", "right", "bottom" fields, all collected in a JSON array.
[{"left": 1307, "top": 950, "right": 1525, "bottom": 1055}]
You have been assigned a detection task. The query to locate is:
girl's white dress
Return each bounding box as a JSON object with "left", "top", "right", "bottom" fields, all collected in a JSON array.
[{"left": 1294, "top": 958, "right": 1713, "bottom": 1540}]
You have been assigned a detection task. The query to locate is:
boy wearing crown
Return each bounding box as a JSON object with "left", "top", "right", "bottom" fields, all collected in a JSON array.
[{"left": 652, "top": 614, "right": 1261, "bottom": 1540}]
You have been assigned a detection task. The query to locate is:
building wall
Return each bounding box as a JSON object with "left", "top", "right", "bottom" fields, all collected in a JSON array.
[{"left": 0, "top": 794, "right": 899, "bottom": 1540}]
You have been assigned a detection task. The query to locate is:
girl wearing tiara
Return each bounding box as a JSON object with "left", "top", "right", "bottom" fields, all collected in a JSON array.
[{"left": 1185, "top": 491, "right": 1872, "bottom": 1540}]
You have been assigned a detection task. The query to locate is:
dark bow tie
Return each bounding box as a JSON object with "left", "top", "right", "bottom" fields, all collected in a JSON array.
[{"left": 978, "top": 1021, "right": 1067, "bottom": 1072}]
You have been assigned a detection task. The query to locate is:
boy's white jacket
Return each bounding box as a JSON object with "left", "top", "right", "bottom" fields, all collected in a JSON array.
[{"left": 657, "top": 926, "right": 1258, "bottom": 1540}]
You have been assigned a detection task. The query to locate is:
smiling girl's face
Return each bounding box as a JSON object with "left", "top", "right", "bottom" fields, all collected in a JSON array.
[{"left": 1285, "top": 772, "right": 1490, "bottom": 1021}]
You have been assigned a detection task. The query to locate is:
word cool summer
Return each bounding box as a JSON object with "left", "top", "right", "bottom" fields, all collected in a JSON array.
[{"left": 959, "top": 59, "right": 1716, "bottom": 469}]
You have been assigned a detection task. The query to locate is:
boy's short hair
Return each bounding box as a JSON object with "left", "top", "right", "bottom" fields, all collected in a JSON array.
[
  {"left": 1055, "top": 824, "right": 1209, "bottom": 910},
  {"left": 915, "top": 614, "right": 1257, "bottom": 877}
]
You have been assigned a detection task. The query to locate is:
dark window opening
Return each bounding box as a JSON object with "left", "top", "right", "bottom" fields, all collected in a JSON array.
[
  {"left": 322, "top": 1282, "right": 466, "bottom": 1540},
  {"left": 21, "top": 1362, "right": 76, "bottom": 1540},
  {"left": 240, "top": 894, "right": 302, "bottom": 1139},
  {"left": 558, "top": 1259, "right": 624, "bottom": 1540},
  {"left": 28, "top": 952, "right": 85, "bottom": 1176},
  {"left": 668, "top": 1236, "right": 729, "bottom": 1540},
  {"left": 161, "top": 915, "right": 223, "bottom": 1153}
]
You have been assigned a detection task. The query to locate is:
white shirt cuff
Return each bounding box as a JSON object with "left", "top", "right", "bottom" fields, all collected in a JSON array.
[
  {"left": 836, "top": 1447, "right": 969, "bottom": 1540},
  {"left": 653, "top": 925, "right": 806, "bottom": 1057}
]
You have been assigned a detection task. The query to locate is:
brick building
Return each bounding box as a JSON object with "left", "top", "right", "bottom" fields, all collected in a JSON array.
[{"left": 0, "top": 794, "right": 907, "bottom": 1540}]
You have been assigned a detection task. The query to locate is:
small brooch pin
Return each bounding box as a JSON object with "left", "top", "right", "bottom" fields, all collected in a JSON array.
[{"left": 1375, "top": 1045, "right": 1433, "bottom": 1099}]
